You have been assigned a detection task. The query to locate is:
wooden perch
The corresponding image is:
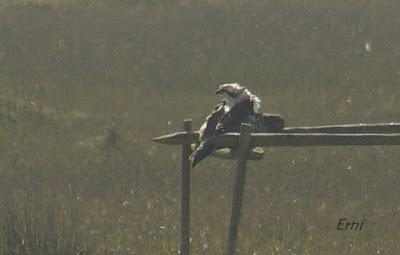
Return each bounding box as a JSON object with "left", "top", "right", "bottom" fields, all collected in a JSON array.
[
  {"left": 190, "top": 144, "right": 264, "bottom": 161},
  {"left": 284, "top": 122, "right": 400, "bottom": 134},
  {"left": 152, "top": 122, "right": 400, "bottom": 145},
  {"left": 152, "top": 122, "right": 400, "bottom": 162},
  {"left": 153, "top": 132, "right": 197, "bottom": 145},
  {"left": 209, "top": 133, "right": 400, "bottom": 148},
  {"left": 152, "top": 120, "right": 400, "bottom": 255}
]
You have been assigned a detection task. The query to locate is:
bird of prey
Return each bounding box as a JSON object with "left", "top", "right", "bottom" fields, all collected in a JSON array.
[{"left": 189, "top": 83, "right": 264, "bottom": 168}]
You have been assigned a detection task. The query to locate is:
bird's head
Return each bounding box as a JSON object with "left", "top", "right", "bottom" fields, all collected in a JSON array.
[
  {"left": 215, "top": 83, "right": 261, "bottom": 113},
  {"left": 215, "top": 83, "right": 246, "bottom": 98}
]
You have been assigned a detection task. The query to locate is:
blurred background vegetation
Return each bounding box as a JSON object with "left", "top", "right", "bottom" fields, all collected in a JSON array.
[{"left": 0, "top": 0, "right": 399, "bottom": 254}]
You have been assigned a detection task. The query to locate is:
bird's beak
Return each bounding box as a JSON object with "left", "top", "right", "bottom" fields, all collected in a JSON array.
[{"left": 215, "top": 88, "right": 223, "bottom": 95}]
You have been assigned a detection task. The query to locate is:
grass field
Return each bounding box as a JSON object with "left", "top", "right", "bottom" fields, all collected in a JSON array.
[{"left": 0, "top": 0, "right": 399, "bottom": 254}]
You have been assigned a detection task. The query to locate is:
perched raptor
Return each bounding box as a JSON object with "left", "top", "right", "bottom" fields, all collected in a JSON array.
[{"left": 190, "top": 83, "right": 284, "bottom": 168}]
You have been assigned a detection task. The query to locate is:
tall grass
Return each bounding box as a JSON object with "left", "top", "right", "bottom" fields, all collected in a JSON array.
[
  {"left": 0, "top": 190, "right": 93, "bottom": 255},
  {"left": 0, "top": 0, "right": 399, "bottom": 254}
]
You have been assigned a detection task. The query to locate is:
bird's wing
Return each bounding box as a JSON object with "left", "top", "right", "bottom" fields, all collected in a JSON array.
[
  {"left": 189, "top": 139, "right": 217, "bottom": 168},
  {"left": 191, "top": 99, "right": 255, "bottom": 168},
  {"left": 218, "top": 99, "right": 254, "bottom": 133},
  {"left": 190, "top": 101, "right": 226, "bottom": 168},
  {"left": 198, "top": 101, "right": 226, "bottom": 140},
  {"left": 249, "top": 113, "right": 284, "bottom": 132}
]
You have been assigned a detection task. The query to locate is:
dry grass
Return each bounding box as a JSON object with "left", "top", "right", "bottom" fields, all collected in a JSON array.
[{"left": 0, "top": 0, "right": 399, "bottom": 254}]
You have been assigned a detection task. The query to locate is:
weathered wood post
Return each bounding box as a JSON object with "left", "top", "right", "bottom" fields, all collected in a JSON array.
[
  {"left": 151, "top": 122, "right": 400, "bottom": 254},
  {"left": 226, "top": 123, "right": 252, "bottom": 255},
  {"left": 181, "top": 119, "right": 192, "bottom": 255}
]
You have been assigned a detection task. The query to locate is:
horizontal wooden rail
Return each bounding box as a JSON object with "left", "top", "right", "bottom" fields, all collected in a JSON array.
[
  {"left": 207, "top": 147, "right": 264, "bottom": 161},
  {"left": 152, "top": 122, "right": 400, "bottom": 145},
  {"left": 284, "top": 122, "right": 400, "bottom": 134},
  {"left": 153, "top": 132, "right": 197, "bottom": 145},
  {"left": 209, "top": 133, "right": 400, "bottom": 148}
]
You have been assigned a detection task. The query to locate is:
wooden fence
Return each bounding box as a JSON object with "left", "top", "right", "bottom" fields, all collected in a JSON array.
[{"left": 153, "top": 121, "right": 400, "bottom": 255}]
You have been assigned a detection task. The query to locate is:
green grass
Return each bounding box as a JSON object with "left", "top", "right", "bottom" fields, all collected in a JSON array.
[{"left": 0, "top": 0, "right": 399, "bottom": 254}]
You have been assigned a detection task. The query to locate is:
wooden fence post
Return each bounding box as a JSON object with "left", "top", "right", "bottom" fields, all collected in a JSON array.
[
  {"left": 181, "top": 119, "right": 192, "bottom": 255},
  {"left": 152, "top": 121, "right": 400, "bottom": 254},
  {"left": 226, "top": 123, "right": 252, "bottom": 255}
]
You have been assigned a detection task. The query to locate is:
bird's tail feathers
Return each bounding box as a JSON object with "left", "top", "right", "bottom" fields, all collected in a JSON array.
[{"left": 189, "top": 140, "right": 216, "bottom": 168}]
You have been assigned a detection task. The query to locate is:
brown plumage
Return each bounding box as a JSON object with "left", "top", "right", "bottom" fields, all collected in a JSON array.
[
  {"left": 189, "top": 101, "right": 226, "bottom": 168},
  {"left": 190, "top": 99, "right": 262, "bottom": 168},
  {"left": 190, "top": 84, "right": 284, "bottom": 168}
]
